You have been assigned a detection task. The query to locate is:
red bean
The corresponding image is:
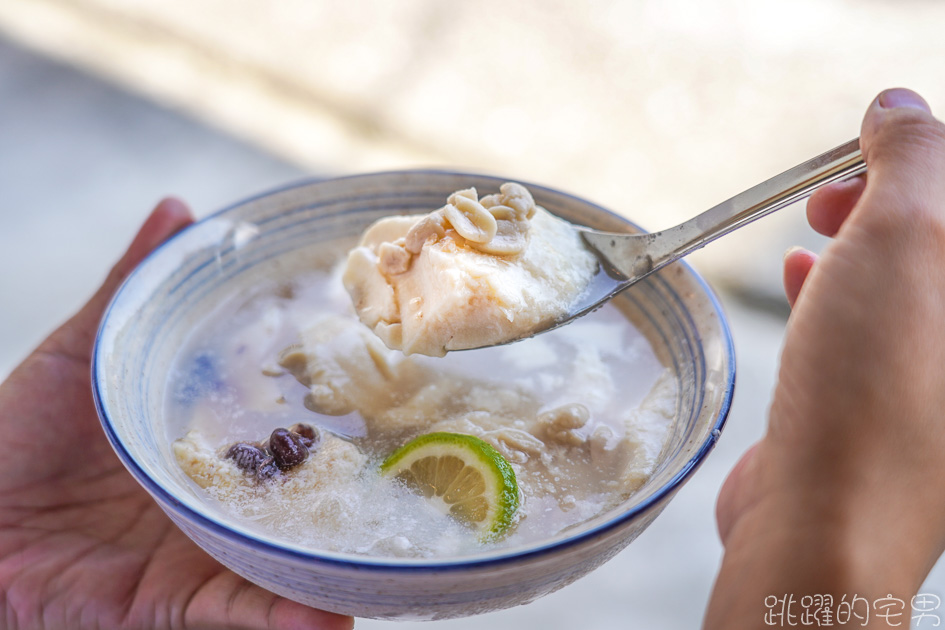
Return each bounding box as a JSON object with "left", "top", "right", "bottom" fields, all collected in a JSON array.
[
  {"left": 289, "top": 422, "right": 320, "bottom": 448},
  {"left": 225, "top": 442, "right": 268, "bottom": 473},
  {"left": 269, "top": 428, "right": 309, "bottom": 470}
]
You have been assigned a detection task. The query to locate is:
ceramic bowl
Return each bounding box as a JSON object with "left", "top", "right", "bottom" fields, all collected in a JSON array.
[{"left": 92, "top": 171, "right": 735, "bottom": 620}]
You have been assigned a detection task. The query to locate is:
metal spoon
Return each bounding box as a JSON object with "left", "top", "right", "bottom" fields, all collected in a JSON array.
[{"left": 510, "top": 138, "right": 865, "bottom": 345}]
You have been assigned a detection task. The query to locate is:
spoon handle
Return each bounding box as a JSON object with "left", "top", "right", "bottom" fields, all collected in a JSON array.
[{"left": 638, "top": 138, "right": 865, "bottom": 275}]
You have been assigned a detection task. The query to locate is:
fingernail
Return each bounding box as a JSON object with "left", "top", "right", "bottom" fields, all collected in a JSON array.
[
  {"left": 878, "top": 88, "right": 931, "bottom": 113},
  {"left": 783, "top": 246, "right": 805, "bottom": 262}
]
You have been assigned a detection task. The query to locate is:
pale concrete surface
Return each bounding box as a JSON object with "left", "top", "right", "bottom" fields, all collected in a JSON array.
[
  {"left": 4, "top": 0, "right": 945, "bottom": 302},
  {"left": 2, "top": 3, "right": 945, "bottom": 626},
  {"left": 0, "top": 36, "right": 305, "bottom": 374}
]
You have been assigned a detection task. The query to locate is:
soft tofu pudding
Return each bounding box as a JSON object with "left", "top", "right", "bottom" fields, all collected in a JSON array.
[
  {"left": 170, "top": 187, "right": 677, "bottom": 559},
  {"left": 342, "top": 183, "right": 599, "bottom": 356}
]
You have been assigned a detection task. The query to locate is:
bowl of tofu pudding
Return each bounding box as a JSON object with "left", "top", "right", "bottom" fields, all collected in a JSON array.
[{"left": 92, "top": 171, "right": 735, "bottom": 620}]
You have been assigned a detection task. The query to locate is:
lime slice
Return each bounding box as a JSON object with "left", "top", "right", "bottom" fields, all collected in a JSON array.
[{"left": 380, "top": 432, "right": 519, "bottom": 540}]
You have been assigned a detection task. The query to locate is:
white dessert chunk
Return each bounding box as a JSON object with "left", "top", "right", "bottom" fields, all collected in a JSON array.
[
  {"left": 343, "top": 183, "right": 598, "bottom": 356},
  {"left": 168, "top": 242, "right": 678, "bottom": 557}
]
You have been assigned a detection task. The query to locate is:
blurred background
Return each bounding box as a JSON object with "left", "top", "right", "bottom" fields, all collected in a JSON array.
[{"left": 1, "top": 0, "right": 943, "bottom": 628}]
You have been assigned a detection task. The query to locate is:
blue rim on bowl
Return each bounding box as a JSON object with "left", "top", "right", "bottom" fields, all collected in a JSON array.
[{"left": 91, "top": 170, "right": 735, "bottom": 616}]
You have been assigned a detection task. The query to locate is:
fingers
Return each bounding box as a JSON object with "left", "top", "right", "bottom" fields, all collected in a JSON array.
[
  {"left": 782, "top": 247, "right": 818, "bottom": 309},
  {"left": 264, "top": 599, "right": 354, "bottom": 630},
  {"left": 183, "top": 571, "right": 354, "bottom": 630},
  {"left": 807, "top": 88, "right": 939, "bottom": 238},
  {"left": 716, "top": 442, "right": 762, "bottom": 546},
  {"left": 102, "top": 197, "right": 194, "bottom": 301},
  {"left": 40, "top": 198, "right": 194, "bottom": 363},
  {"left": 806, "top": 176, "right": 866, "bottom": 237},
  {"left": 794, "top": 88, "right": 943, "bottom": 307},
  {"left": 857, "top": 88, "right": 945, "bottom": 225}
]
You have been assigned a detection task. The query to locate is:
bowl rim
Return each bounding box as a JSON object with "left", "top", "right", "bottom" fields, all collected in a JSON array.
[{"left": 92, "top": 169, "right": 736, "bottom": 571}]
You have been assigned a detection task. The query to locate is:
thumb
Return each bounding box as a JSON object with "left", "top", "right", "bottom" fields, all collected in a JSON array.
[
  {"left": 40, "top": 197, "right": 194, "bottom": 363},
  {"left": 856, "top": 88, "right": 945, "bottom": 227}
]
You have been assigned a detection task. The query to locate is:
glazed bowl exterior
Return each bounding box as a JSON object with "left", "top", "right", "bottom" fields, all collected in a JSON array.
[{"left": 92, "top": 171, "right": 735, "bottom": 620}]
